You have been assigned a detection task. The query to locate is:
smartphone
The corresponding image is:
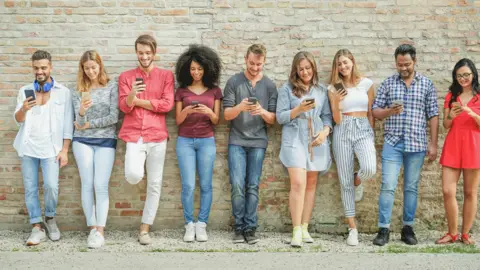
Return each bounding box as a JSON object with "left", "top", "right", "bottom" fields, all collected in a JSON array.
[
  {"left": 136, "top": 77, "right": 145, "bottom": 92},
  {"left": 248, "top": 97, "right": 258, "bottom": 105},
  {"left": 392, "top": 99, "right": 404, "bottom": 107},
  {"left": 452, "top": 101, "right": 461, "bottom": 108},
  {"left": 191, "top": 101, "right": 200, "bottom": 108},
  {"left": 304, "top": 97, "right": 315, "bottom": 105},
  {"left": 24, "top": 89, "right": 36, "bottom": 101},
  {"left": 81, "top": 92, "right": 91, "bottom": 102},
  {"left": 333, "top": 82, "right": 345, "bottom": 92}
]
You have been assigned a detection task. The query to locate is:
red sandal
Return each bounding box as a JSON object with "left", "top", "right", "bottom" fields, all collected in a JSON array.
[
  {"left": 461, "top": 233, "right": 476, "bottom": 245},
  {"left": 435, "top": 233, "right": 459, "bottom": 244}
]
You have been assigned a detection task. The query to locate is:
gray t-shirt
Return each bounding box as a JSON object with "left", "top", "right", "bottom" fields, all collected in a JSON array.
[{"left": 223, "top": 72, "right": 278, "bottom": 148}]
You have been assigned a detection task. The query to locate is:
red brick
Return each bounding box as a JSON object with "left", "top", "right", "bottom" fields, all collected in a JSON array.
[
  {"left": 0, "top": 194, "right": 6, "bottom": 200},
  {"left": 115, "top": 202, "right": 132, "bottom": 208},
  {"left": 120, "top": 210, "right": 142, "bottom": 216}
]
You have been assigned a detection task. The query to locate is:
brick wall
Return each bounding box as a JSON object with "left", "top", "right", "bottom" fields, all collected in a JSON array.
[{"left": 1, "top": 0, "right": 479, "bottom": 233}]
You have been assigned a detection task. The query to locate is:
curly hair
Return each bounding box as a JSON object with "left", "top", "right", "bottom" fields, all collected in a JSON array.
[
  {"left": 289, "top": 51, "right": 319, "bottom": 98},
  {"left": 175, "top": 44, "right": 222, "bottom": 89}
]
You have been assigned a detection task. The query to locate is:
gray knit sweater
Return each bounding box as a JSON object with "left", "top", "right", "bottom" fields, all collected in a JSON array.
[{"left": 71, "top": 80, "right": 119, "bottom": 139}]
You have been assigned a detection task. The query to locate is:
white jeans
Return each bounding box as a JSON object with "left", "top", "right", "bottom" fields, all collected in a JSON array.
[
  {"left": 72, "top": 142, "right": 116, "bottom": 227},
  {"left": 125, "top": 139, "right": 167, "bottom": 225}
]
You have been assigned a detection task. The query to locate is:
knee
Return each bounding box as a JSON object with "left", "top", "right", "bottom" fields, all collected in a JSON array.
[
  {"left": 442, "top": 187, "right": 455, "bottom": 199},
  {"left": 125, "top": 171, "right": 143, "bottom": 184},
  {"left": 363, "top": 164, "right": 377, "bottom": 180},
  {"left": 230, "top": 181, "right": 244, "bottom": 197},
  {"left": 44, "top": 180, "right": 58, "bottom": 192},
  {"left": 182, "top": 182, "right": 195, "bottom": 194},
  {"left": 199, "top": 182, "right": 212, "bottom": 193},
  {"left": 464, "top": 188, "right": 476, "bottom": 201},
  {"left": 305, "top": 180, "right": 317, "bottom": 192},
  {"left": 94, "top": 183, "right": 109, "bottom": 195},
  {"left": 291, "top": 180, "right": 306, "bottom": 193}
]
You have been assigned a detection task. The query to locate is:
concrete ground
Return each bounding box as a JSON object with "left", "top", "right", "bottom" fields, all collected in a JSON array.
[{"left": 1, "top": 229, "right": 479, "bottom": 269}]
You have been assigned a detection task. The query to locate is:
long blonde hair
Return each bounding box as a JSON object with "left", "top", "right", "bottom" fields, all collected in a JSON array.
[
  {"left": 289, "top": 51, "right": 319, "bottom": 98},
  {"left": 77, "top": 50, "right": 109, "bottom": 92},
  {"left": 328, "top": 49, "right": 361, "bottom": 86}
]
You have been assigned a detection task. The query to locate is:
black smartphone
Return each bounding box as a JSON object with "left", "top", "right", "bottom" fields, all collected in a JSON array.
[
  {"left": 304, "top": 97, "right": 315, "bottom": 105},
  {"left": 248, "top": 97, "right": 258, "bottom": 104},
  {"left": 333, "top": 82, "right": 345, "bottom": 92},
  {"left": 191, "top": 101, "right": 200, "bottom": 108},
  {"left": 135, "top": 77, "right": 145, "bottom": 91},
  {"left": 24, "top": 89, "right": 36, "bottom": 101}
]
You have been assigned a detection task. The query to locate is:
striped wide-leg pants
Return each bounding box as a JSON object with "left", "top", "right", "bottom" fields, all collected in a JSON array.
[{"left": 333, "top": 115, "right": 377, "bottom": 218}]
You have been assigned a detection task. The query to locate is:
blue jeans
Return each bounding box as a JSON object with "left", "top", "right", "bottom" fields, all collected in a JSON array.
[
  {"left": 378, "top": 140, "right": 426, "bottom": 228},
  {"left": 176, "top": 136, "right": 216, "bottom": 224},
  {"left": 21, "top": 156, "right": 60, "bottom": 224},
  {"left": 228, "top": 144, "right": 266, "bottom": 231},
  {"left": 72, "top": 142, "right": 115, "bottom": 227}
]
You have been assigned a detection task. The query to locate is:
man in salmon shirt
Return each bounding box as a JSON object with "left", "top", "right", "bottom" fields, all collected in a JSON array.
[{"left": 118, "top": 34, "right": 174, "bottom": 245}]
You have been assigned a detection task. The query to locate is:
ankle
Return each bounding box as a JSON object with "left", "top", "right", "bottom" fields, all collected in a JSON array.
[
  {"left": 301, "top": 223, "right": 309, "bottom": 231},
  {"left": 96, "top": 227, "right": 105, "bottom": 235},
  {"left": 140, "top": 224, "right": 150, "bottom": 233},
  {"left": 33, "top": 224, "right": 42, "bottom": 229}
]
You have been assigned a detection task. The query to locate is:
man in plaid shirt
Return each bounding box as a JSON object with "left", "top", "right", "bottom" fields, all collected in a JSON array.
[{"left": 371, "top": 44, "right": 439, "bottom": 246}]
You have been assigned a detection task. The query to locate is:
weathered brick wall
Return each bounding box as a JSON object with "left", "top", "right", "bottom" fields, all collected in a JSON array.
[{"left": 1, "top": 0, "right": 479, "bottom": 233}]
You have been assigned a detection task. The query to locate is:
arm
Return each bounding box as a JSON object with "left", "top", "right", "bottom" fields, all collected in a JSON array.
[
  {"left": 175, "top": 101, "right": 191, "bottom": 126},
  {"left": 319, "top": 93, "right": 333, "bottom": 135},
  {"left": 275, "top": 84, "right": 294, "bottom": 124},
  {"left": 426, "top": 82, "right": 439, "bottom": 146},
  {"left": 429, "top": 116, "right": 439, "bottom": 146},
  {"left": 14, "top": 89, "right": 26, "bottom": 124},
  {"left": 63, "top": 89, "right": 74, "bottom": 140},
  {"left": 89, "top": 83, "right": 119, "bottom": 128},
  {"left": 367, "top": 85, "right": 375, "bottom": 128},
  {"left": 210, "top": 99, "right": 221, "bottom": 125},
  {"left": 148, "top": 71, "right": 175, "bottom": 113},
  {"left": 223, "top": 79, "right": 242, "bottom": 121},
  {"left": 371, "top": 81, "right": 400, "bottom": 120},
  {"left": 327, "top": 89, "right": 342, "bottom": 124},
  {"left": 261, "top": 83, "right": 277, "bottom": 125},
  {"left": 118, "top": 74, "right": 135, "bottom": 114}
]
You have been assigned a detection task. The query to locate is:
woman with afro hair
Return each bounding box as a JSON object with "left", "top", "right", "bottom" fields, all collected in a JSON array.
[{"left": 174, "top": 44, "right": 223, "bottom": 242}]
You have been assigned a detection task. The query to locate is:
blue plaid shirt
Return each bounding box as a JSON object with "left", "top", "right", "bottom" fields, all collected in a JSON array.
[{"left": 372, "top": 72, "right": 439, "bottom": 152}]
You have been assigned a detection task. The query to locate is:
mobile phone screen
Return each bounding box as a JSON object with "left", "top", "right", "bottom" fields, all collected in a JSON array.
[
  {"left": 333, "top": 83, "right": 345, "bottom": 92},
  {"left": 24, "top": 89, "right": 36, "bottom": 101}
]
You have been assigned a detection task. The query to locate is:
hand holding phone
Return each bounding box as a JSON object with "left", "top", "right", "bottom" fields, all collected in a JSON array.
[
  {"left": 22, "top": 89, "right": 37, "bottom": 112},
  {"left": 248, "top": 97, "right": 258, "bottom": 105},
  {"left": 299, "top": 97, "right": 315, "bottom": 113},
  {"left": 191, "top": 101, "right": 200, "bottom": 108},
  {"left": 333, "top": 82, "right": 347, "bottom": 97},
  {"left": 135, "top": 77, "right": 146, "bottom": 92},
  {"left": 81, "top": 92, "right": 91, "bottom": 102}
]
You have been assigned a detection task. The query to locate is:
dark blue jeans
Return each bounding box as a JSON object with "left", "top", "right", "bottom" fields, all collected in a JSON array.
[{"left": 228, "top": 144, "right": 266, "bottom": 232}]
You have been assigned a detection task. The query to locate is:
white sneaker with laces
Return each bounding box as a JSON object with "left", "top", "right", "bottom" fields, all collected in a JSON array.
[
  {"left": 195, "top": 222, "right": 208, "bottom": 242},
  {"left": 355, "top": 184, "right": 364, "bottom": 202},
  {"left": 26, "top": 226, "right": 46, "bottom": 246},
  {"left": 87, "top": 229, "right": 96, "bottom": 248},
  {"left": 88, "top": 230, "right": 105, "bottom": 249},
  {"left": 301, "top": 223, "right": 314, "bottom": 243},
  {"left": 184, "top": 222, "right": 195, "bottom": 242},
  {"left": 44, "top": 218, "right": 61, "bottom": 241},
  {"left": 347, "top": 228, "right": 359, "bottom": 246}
]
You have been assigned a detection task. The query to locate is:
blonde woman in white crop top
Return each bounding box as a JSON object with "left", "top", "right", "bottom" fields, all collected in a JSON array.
[{"left": 327, "top": 49, "right": 377, "bottom": 246}]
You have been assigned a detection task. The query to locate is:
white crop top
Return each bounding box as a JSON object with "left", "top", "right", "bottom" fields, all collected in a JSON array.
[{"left": 329, "top": 78, "right": 373, "bottom": 113}]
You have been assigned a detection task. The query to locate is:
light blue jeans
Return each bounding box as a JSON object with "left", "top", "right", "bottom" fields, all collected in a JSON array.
[
  {"left": 73, "top": 142, "right": 115, "bottom": 227},
  {"left": 228, "top": 144, "right": 266, "bottom": 232},
  {"left": 21, "top": 156, "right": 59, "bottom": 224},
  {"left": 176, "top": 136, "right": 216, "bottom": 224},
  {"left": 378, "top": 140, "right": 426, "bottom": 228}
]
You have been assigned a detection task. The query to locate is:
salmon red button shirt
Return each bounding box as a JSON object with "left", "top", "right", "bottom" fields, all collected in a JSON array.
[{"left": 118, "top": 67, "right": 175, "bottom": 143}]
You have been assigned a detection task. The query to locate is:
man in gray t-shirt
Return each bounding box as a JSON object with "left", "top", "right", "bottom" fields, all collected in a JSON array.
[{"left": 223, "top": 44, "right": 277, "bottom": 244}]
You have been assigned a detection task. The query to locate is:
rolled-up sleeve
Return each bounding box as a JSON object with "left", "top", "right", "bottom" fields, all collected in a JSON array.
[
  {"left": 118, "top": 73, "right": 134, "bottom": 114},
  {"left": 425, "top": 81, "right": 439, "bottom": 119},
  {"left": 276, "top": 84, "right": 293, "bottom": 125},
  {"left": 319, "top": 93, "right": 333, "bottom": 129},
  {"left": 63, "top": 88, "right": 74, "bottom": 140},
  {"left": 13, "top": 88, "right": 25, "bottom": 126},
  {"left": 150, "top": 71, "right": 174, "bottom": 113},
  {"left": 372, "top": 81, "right": 388, "bottom": 110},
  {"left": 222, "top": 78, "right": 235, "bottom": 109},
  {"left": 267, "top": 82, "right": 278, "bottom": 112}
]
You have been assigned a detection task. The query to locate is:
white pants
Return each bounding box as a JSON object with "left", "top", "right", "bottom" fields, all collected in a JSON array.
[{"left": 125, "top": 139, "right": 167, "bottom": 225}]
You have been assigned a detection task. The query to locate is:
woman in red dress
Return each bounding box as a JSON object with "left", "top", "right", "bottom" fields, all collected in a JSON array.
[{"left": 437, "top": 58, "right": 480, "bottom": 245}]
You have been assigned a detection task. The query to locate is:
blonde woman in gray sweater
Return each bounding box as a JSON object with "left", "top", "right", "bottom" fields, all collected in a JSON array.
[{"left": 71, "top": 50, "right": 119, "bottom": 248}]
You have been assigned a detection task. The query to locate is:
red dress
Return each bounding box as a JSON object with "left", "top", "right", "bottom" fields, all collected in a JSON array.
[{"left": 440, "top": 92, "right": 480, "bottom": 169}]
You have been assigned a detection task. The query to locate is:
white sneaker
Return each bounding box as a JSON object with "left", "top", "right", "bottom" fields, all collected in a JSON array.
[
  {"left": 183, "top": 222, "right": 195, "bottom": 242},
  {"left": 88, "top": 230, "right": 105, "bottom": 249},
  {"left": 26, "top": 226, "right": 46, "bottom": 246},
  {"left": 87, "top": 229, "right": 96, "bottom": 248},
  {"left": 195, "top": 222, "right": 208, "bottom": 242},
  {"left": 347, "top": 228, "right": 359, "bottom": 246},
  {"left": 290, "top": 226, "right": 303, "bottom": 247},
  {"left": 355, "top": 184, "right": 364, "bottom": 202},
  {"left": 44, "top": 218, "right": 61, "bottom": 241},
  {"left": 301, "top": 223, "right": 314, "bottom": 243}
]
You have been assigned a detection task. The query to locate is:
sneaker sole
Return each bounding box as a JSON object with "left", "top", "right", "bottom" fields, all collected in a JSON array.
[
  {"left": 247, "top": 239, "right": 259, "bottom": 245},
  {"left": 26, "top": 237, "right": 46, "bottom": 246},
  {"left": 302, "top": 239, "right": 314, "bottom": 243},
  {"left": 233, "top": 239, "right": 245, "bottom": 243}
]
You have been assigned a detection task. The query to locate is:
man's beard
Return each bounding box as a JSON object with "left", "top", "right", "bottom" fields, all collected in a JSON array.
[{"left": 139, "top": 59, "right": 153, "bottom": 69}]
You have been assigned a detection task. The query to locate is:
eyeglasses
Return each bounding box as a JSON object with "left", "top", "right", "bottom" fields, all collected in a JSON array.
[{"left": 456, "top": 73, "right": 472, "bottom": 79}]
